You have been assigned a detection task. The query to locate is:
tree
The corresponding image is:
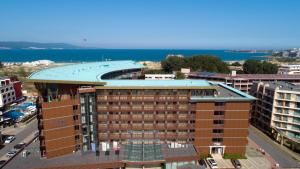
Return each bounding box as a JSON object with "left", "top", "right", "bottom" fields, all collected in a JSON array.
[
  {"left": 161, "top": 55, "right": 230, "bottom": 73},
  {"left": 175, "top": 72, "right": 185, "bottom": 79},
  {"left": 18, "top": 67, "right": 28, "bottom": 77},
  {"left": 161, "top": 56, "right": 187, "bottom": 73},
  {"left": 231, "top": 62, "right": 242, "bottom": 66},
  {"left": 243, "top": 60, "right": 262, "bottom": 74},
  {"left": 0, "top": 61, "right": 3, "bottom": 69},
  {"left": 262, "top": 61, "right": 278, "bottom": 74},
  {"left": 243, "top": 60, "right": 278, "bottom": 74}
]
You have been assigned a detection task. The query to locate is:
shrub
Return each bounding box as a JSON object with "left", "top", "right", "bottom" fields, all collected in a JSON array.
[{"left": 223, "top": 153, "right": 247, "bottom": 159}]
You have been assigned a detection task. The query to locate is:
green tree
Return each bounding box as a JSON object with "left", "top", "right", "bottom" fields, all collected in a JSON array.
[
  {"left": 18, "top": 67, "right": 28, "bottom": 77},
  {"left": 0, "top": 61, "right": 3, "bottom": 69},
  {"left": 243, "top": 60, "right": 262, "bottom": 74},
  {"left": 161, "top": 55, "right": 230, "bottom": 73},
  {"left": 231, "top": 62, "right": 242, "bottom": 66},
  {"left": 243, "top": 60, "right": 278, "bottom": 74},
  {"left": 262, "top": 61, "right": 278, "bottom": 74},
  {"left": 161, "top": 56, "right": 187, "bottom": 73},
  {"left": 175, "top": 72, "right": 185, "bottom": 79}
]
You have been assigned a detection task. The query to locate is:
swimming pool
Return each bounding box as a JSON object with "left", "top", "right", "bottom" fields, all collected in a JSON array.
[{"left": 4, "top": 110, "right": 24, "bottom": 121}]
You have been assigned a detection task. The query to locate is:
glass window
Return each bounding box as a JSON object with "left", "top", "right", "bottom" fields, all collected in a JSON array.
[{"left": 81, "top": 116, "right": 86, "bottom": 123}]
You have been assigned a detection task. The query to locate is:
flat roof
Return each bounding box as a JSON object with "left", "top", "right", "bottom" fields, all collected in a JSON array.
[
  {"left": 28, "top": 60, "right": 144, "bottom": 83},
  {"left": 190, "top": 72, "right": 300, "bottom": 80}
]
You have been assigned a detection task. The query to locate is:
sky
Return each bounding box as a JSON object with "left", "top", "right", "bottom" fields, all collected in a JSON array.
[{"left": 0, "top": 0, "right": 299, "bottom": 49}]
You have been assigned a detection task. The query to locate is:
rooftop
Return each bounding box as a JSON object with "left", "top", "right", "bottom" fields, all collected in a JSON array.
[
  {"left": 28, "top": 60, "right": 144, "bottom": 83},
  {"left": 260, "top": 81, "right": 300, "bottom": 92},
  {"left": 190, "top": 72, "right": 300, "bottom": 80}
]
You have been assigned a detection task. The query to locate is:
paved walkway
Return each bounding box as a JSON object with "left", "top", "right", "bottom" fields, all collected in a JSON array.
[{"left": 249, "top": 126, "right": 300, "bottom": 168}]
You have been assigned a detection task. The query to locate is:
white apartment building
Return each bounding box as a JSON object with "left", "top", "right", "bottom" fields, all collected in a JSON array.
[
  {"left": 278, "top": 65, "right": 300, "bottom": 75},
  {"left": 251, "top": 81, "right": 300, "bottom": 141},
  {"left": 145, "top": 74, "right": 175, "bottom": 80},
  {"left": 0, "top": 78, "right": 16, "bottom": 108}
]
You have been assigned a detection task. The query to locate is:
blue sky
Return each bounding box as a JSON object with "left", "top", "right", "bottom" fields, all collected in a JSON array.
[{"left": 0, "top": 0, "right": 299, "bottom": 49}]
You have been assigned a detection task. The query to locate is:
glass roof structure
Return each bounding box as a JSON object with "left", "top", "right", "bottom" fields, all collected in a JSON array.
[{"left": 122, "top": 141, "right": 164, "bottom": 162}]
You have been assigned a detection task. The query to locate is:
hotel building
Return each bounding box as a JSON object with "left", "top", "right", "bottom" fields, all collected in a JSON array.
[
  {"left": 28, "top": 61, "right": 254, "bottom": 168},
  {"left": 251, "top": 81, "right": 300, "bottom": 147},
  {"left": 189, "top": 71, "right": 300, "bottom": 93},
  {"left": 278, "top": 65, "right": 300, "bottom": 75}
]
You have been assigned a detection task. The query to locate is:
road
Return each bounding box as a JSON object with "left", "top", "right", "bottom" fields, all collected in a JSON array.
[
  {"left": 249, "top": 126, "right": 300, "bottom": 168},
  {"left": 0, "top": 120, "right": 37, "bottom": 158}
]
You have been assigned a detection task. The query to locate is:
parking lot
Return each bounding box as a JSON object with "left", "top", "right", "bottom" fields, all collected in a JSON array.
[{"left": 210, "top": 147, "right": 271, "bottom": 169}]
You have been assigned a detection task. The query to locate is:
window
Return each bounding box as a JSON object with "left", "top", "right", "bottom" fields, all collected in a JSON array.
[
  {"left": 73, "top": 105, "right": 78, "bottom": 110},
  {"left": 212, "top": 138, "right": 223, "bottom": 143},
  {"left": 215, "top": 102, "right": 225, "bottom": 106},
  {"left": 213, "top": 120, "right": 224, "bottom": 125},
  {"left": 81, "top": 106, "right": 85, "bottom": 114},
  {"left": 213, "top": 129, "right": 224, "bottom": 133},
  {"left": 81, "top": 116, "right": 86, "bottom": 123},
  {"left": 73, "top": 115, "right": 79, "bottom": 121},
  {"left": 74, "top": 125, "right": 80, "bottom": 130},
  {"left": 80, "top": 97, "right": 85, "bottom": 104},
  {"left": 75, "top": 135, "right": 80, "bottom": 140},
  {"left": 214, "top": 111, "right": 224, "bottom": 116}
]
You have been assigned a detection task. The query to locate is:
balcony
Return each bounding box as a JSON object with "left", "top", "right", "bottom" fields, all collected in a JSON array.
[
  {"left": 166, "top": 124, "right": 177, "bottom": 129},
  {"left": 109, "top": 134, "right": 120, "bottom": 140},
  {"left": 120, "top": 115, "right": 131, "bottom": 121},
  {"left": 98, "top": 124, "right": 108, "bottom": 130},
  {"left": 109, "top": 115, "right": 120, "bottom": 121},
  {"left": 120, "top": 106, "right": 131, "bottom": 111},
  {"left": 144, "top": 133, "right": 155, "bottom": 139},
  {"left": 178, "top": 123, "right": 189, "bottom": 130},
  {"left": 156, "top": 106, "right": 165, "bottom": 111},
  {"left": 120, "top": 124, "right": 131, "bottom": 130},
  {"left": 98, "top": 115, "right": 108, "bottom": 121},
  {"left": 156, "top": 115, "right": 165, "bottom": 121},
  {"left": 132, "top": 106, "right": 143, "bottom": 111},
  {"left": 144, "top": 115, "right": 155, "bottom": 121},
  {"left": 97, "top": 106, "right": 108, "bottom": 111},
  {"left": 132, "top": 96, "right": 143, "bottom": 101},
  {"left": 178, "top": 114, "right": 189, "bottom": 120},
  {"left": 177, "top": 133, "right": 189, "bottom": 138},
  {"left": 132, "top": 124, "right": 143, "bottom": 130},
  {"left": 156, "top": 124, "right": 165, "bottom": 130},
  {"left": 143, "top": 96, "right": 155, "bottom": 101},
  {"left": 132, "top": 115, "right": 143, "bottom": 121},
  {"left": 144, "top": 124, "right": 155, "bottom": 130},
  {"left": 166, "top": 114, "right": 177, "bottom": 120}
]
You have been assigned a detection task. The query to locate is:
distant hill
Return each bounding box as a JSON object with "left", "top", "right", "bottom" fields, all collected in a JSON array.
[{"left": 0, "top": 41, "right": 83, "bottom": 49}]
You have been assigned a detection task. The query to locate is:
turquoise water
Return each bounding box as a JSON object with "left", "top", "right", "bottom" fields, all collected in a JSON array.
[{"left": 0, "top": 49, "right": 269, "bottom": 62}]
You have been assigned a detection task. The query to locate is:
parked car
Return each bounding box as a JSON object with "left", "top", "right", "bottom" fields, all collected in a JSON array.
[
  {"left": 0, "top": 160, "right": 6, "bottom": 166},
  {"left": 231, "top": 159, "right": 242, "bottom": 169},
  {"left": 199, "top": 159, "right": 207, "bottom": 168},
  {"left": 206, "top": 158, "right": 218, "bottom": 169},
  {"left": 6, "top": 150, "right": 17, "bottom": 158},
  {"left": 4, "top": 136, "right": 15, "bottom": 144},
  {"left": 14, "top": 142, "right": 26, "bottom": 150}
]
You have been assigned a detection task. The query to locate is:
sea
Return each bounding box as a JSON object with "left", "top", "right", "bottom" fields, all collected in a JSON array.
[{"left": 0, "top": 49, "right": 269, "bottom": 62}]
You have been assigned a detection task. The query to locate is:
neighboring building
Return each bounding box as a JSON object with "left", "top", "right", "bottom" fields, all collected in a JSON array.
[
  {"left": 189, "top": 71, "right": 300, "bottom": 93},
  {"left": 278, "top": 65, "right": 300, "bottom": 75},
  {"left": 251, "top": 81, "right": 300, "bottom": 147},
  {"left": 28, "top": 61, "right": 254, "bottom": 168},
  {"left": 0, "top": 77, "right": 23, "bottom": 108},
  {"left": 145, "top": 74, "right": 175, "bottom": 80}
]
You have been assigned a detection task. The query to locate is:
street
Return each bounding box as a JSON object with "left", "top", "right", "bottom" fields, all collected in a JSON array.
[
  {"left": 0, "top": 120, "right": 37, "bottom": 158},
  {"left": 249, "top": 126, "right": 300, "bottom": 168}
]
